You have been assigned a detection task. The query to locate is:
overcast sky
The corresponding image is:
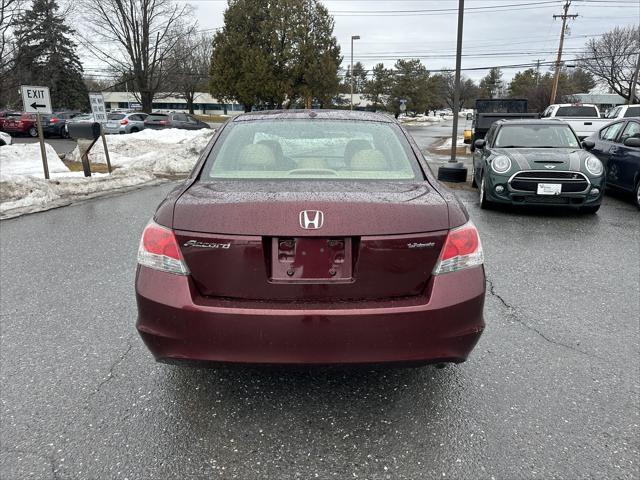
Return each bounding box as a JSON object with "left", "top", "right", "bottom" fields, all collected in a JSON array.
[
  {"left": 79, "top": 0, "right": 639, "bottom": 86},
  {"left": 187, "top": 0, "right": 639, "bottom": 83}
]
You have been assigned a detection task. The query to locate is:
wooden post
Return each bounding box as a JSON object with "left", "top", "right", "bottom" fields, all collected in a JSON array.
[
  {"left": 100, "top": 124, "right": 112, "bottom": 174},
  {"left": 36, "top": 112, "right": 50, "bottom": 179}
]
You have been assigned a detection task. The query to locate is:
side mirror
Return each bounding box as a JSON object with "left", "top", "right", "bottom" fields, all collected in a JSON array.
[
  {"left": 624, "top": 137, "right": 640, "bottom": 148},
  {"left": 474, "top": 139, "right": 486, "bottom": 150},
  {"left": 581, "top": 140, "right": 595, "bottom": 150}
]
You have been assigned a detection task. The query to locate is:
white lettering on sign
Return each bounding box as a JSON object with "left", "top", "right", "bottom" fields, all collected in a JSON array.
[
  {"left": 89, "top": 93, "right": 108, "bottom": 123},
  {"left": 20, "top": 85, "right": 52, "bottom": 114}
]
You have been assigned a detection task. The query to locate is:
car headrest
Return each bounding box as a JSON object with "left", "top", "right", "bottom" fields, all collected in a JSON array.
[
  {"left": 237, "top": 144, "right": 276, "bottom": 169},
  {"left": 344, "top": 139, "right": 372, "bottom": 162},
  {"left": 258, "top": 140, "right": 284, "bottom": 160},
  {"left": 350, "top": 149, "right": 387, "bottom": 170}
]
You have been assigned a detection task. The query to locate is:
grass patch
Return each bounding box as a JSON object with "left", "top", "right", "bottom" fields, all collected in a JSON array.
[
  {"left": 63, "top": 160, "right": 113, "bottom": 174},
  {"left": 193, "top": 114, "right": 232, "bottom": 123}
]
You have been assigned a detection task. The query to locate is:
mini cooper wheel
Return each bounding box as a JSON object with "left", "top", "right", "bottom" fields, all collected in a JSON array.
[
  {"left": 635, "top": 181, "right": 640, "bottom": 210},
  {"left": 479, "top": 174, "right": 493, "bottom": 209},
  {"left": 28, "top": 127, "right": 37, "bottom": 137}
]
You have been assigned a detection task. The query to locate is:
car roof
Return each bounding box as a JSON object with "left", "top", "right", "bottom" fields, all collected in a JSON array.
[
  {"left": 232, "top": 109, "right": 396, "bottom": 123},
  {"left": 494, "top": 119, "right": 568, "bottom": 126}
]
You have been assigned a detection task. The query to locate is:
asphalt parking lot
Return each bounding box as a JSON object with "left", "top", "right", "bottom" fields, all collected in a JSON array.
[{"left": 1, "top": 120, "right": 639, "bottom": 479}]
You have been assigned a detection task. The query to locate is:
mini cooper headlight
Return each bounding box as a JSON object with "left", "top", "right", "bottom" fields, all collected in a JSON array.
[
  {"left": 491, "top": 155, "right": 512, "bottom": 174},
  {"left": 585, "top": 155, "right": 603, "bottom": 176}
]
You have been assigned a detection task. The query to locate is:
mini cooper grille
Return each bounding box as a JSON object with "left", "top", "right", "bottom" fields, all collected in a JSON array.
[{"left": 510, "top": 171, "right": 589, "bottom": 193}]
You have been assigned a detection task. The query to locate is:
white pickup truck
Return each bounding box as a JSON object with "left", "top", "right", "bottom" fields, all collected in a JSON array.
[
  {"left": 541, "top": 104, "right": 612, "bottom": 139},
  {"left": 605, "top": 104, "right": 640, "bottom": 119}
]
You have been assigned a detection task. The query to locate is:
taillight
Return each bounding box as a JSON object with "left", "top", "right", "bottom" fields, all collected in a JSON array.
[
  {"left": 120, "top": 119, "right": 129, "bottom": 125},
  {"left": 159, "top": 120, "right": 168, "bottom": 125},
  {"left": 137, "top": 220, "right": 189, "bottom": 275},
  {"left": 432, "top": 221, "right": 484, "bottom": 275},
  {"left": 50, "top": 117, "right": 59, "bottom": 123}
]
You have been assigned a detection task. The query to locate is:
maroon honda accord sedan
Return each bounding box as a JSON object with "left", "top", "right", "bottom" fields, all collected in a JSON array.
[{"left": 135, "top": 110, "right": 485, "bottom": 365}]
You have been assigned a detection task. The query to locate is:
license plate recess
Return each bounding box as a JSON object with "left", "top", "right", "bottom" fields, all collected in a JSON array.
[{"left": 271, "top": 237, "right": 352, "bottom": 282}]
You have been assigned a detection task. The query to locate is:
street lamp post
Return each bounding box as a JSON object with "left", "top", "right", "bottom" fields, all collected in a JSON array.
[
  {"left": 350, "top": 35, "right": 360, "bottom": 110},
  {"left": 437, "top": 0, "right": 468, "bottom": 183}
]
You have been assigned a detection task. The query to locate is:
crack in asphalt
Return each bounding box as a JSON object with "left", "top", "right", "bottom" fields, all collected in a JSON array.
[
  {"left": 90, "top": 341, "right": 134, "bottom": 397},
  {"left": 485, "top": 277, "right": 605, "bottom": 360}
]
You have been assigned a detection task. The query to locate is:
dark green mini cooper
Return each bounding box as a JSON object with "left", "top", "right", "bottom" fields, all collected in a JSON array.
[{"left": 472, "top": 119, "right": 605, "bottom": 213}]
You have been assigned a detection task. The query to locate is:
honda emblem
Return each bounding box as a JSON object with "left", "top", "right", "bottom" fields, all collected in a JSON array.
[{"left": 299, "top": 210, "right": 324, "bottom": 229}]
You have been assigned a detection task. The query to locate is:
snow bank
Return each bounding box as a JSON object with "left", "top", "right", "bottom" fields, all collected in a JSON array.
[
  {"left": 435, "top": 136, "right": 466, "bottom": 150},
  {"left": 68, "top": 128, "right": 215, "bottom": 175},
  {"left": 0, "top": 143, "right": 69, "bottom": 177},
  {"left": 0, "top": 170, "right": 157, "bottom": 219},
  {"left": 400, "top": 115, "right": 445, "bottom": 125}
]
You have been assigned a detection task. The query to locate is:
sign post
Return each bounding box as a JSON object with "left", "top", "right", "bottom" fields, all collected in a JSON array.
[
  {"left": 20, "top": 85, "right": 52, "bottom": 180},
  {"left": 89, "top": 92, "right": 112, "bottom": 174}
]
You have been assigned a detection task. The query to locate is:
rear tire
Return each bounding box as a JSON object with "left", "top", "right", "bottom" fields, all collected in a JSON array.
[
  {"left": 634, "top": 181, "right": 640, "bottom": 210},
  {"left": 28, "top": 127, "right": 37, "bottom": 137},
  {"left": 580, "top": 205, "right": 600, "bottom": 214},
  {"left": 130, "top": 127, "right": 139, "bottom": 133}
]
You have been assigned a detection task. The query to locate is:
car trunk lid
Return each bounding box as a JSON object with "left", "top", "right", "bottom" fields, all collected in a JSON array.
[{"left": 172, "top": 181, "right": 450, "bottom": 301}]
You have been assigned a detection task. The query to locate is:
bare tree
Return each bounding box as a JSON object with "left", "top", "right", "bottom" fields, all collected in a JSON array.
[
  {"left": 579, "top": 26, "right": 640, "bottom": 101},
  {"left": 78, "top": 0, "right": 194, "bottom": 112},
  {"left": 0, "top": 0, "right": 23, "bottom": 105},
  {"left": 166, "top": 32, "right": 212, "bottom": 114}
]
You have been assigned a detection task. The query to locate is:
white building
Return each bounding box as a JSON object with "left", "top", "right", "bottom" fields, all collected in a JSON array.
[
  {"left": 101, "top": 91, "right": 379, "bottom": 114},
  {"left": 101, "top": 92, "right": 245, "bottom": 115}
]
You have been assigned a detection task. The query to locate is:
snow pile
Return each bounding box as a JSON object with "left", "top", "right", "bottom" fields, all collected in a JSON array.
[
  {"left": 400, "top": 115, "right": 445, "bottom": 125},
  {"left": 0, "top": 169, "right": 157, "bottom": 218},
  {"left": 0, "top": 143, "right": 69, "bottom": 177},
  {"left": 68, "top": 128, "right": 215, "bottom": 175},
  {"left": 435, "top": 136, "right": 467, "bottom": 150}
]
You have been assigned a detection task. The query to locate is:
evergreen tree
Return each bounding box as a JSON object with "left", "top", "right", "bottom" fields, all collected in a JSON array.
[
  {"left": 12, "top": 0, "right": 88, "bottom": 111},
  {"left": 209, "top": 0, "right": 341, "bottom": 111},
  {"left": 362, "top": 63, "right": 393, "bottom": 110},
  {"left": 479, "top": 67, "right": 504, "bottom": 99},
  {"left": 388, "top": 59, "right": 432, "bottom": 117},
  {"left": 343, "top": 62, "right": 368, "bottom": 94}
]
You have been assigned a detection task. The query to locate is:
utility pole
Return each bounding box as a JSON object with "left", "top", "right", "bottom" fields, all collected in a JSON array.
[
  {"left": 550, "top": 0, "right": 578, "bottom": 104},
  {"left": 437, "top": 0, "right": 467, "bottom": 183},
  {"left": 629, "top": 53, "right": 640, "bottom": 105},
  {"left": 350, "top": 35, "right": 360, "bottom": 110},
  {"left": 534, "top": 59, "right": 542, "bottom": 86}
]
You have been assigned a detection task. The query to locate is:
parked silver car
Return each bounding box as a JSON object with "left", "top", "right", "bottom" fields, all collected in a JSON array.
[{"left": 103, "top": 112, "right": 148, "bottom": 134}]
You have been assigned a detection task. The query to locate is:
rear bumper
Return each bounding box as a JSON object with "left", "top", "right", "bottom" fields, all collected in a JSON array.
[
  {"left": 103, "top": 126, "right": 125, "bottom": 134},
  {"left": 135, "top": 266, "right": 486, "bottom": 365},
  {"left": 42, "top": 125, "right": 62, "bottom": 135}
]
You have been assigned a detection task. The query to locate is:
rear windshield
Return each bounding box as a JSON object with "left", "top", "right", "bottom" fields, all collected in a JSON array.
[
  {"left": 201, "top": 119, "right": 422, "bottom": 181},
  {"left": 108, "top": 113, "right": 125, "bottom": 120},
  {"left": 494, "top": 124, "right": 580, "bottom": 148},
  {"left": 147, "top": 114, "right": 168, "bottom": 121},
  {"left": 555, "top": 106, "right": 598, "bottom": 117},
  {"left": 624, "top": 106, "right": 640, "bottom": 118}
]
